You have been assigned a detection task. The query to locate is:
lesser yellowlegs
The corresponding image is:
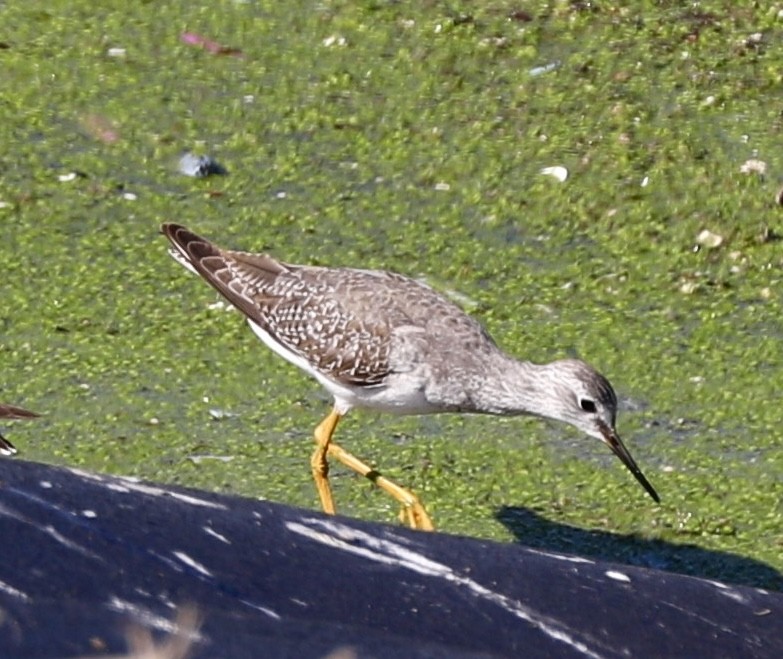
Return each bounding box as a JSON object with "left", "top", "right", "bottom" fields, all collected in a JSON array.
[
  {"left": 162, "top": 223, "right": 659, "bottom": 530},
  {"left": 0, "top": 404, "right": 39, "bottom": 455}
]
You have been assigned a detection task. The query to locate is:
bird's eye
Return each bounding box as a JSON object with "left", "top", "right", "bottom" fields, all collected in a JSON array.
[{"left": 579, "top": 399, "right": 597, "bottom": 413}]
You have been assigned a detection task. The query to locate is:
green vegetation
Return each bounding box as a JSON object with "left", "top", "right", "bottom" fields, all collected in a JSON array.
[{"left": 1, "top": 1, "right": 781, "bottom": 589}]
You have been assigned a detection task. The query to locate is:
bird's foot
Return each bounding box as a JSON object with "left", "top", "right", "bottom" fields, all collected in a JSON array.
[{"left": 398, "top": 500, "right": 435, "bottom": 531}]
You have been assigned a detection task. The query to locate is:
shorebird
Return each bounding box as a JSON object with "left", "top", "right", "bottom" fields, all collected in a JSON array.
[
  {"left": 0, "top": 404, "right": 40, "bottom": 455},
  {"left": 162, "top": 223, "right": 659, "bottom": 530}
]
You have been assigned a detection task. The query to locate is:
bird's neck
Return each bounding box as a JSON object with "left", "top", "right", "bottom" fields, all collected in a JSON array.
[{"left": 469, "top": 354, "right": 558, "bottom": 418}]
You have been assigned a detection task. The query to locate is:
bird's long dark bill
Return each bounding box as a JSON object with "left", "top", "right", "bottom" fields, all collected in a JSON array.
[{"left": 602, "top": 427, "right": 660, "bottom": 503}]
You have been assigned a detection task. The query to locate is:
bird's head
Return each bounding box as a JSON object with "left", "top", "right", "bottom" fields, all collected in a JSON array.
[{"left": 545, "top": 359, "right": 660, "bottom": 503}]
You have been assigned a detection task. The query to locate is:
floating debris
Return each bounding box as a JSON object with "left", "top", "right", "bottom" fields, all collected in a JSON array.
[
  {"left": 188, "top": 454, "right": 235, "bottom": 464},
  {"left": 480, "top": 36, "right": 508, "bottom": 48},
  {"left": 80, "top": 114, "right": 120, "bottom": 144},
  {"left": 741, "top": 32, "right": 764, "bottom": 49},
  {"left": 529, "top": 61, "right": 560, "bottom": 77},
  {"left": 739, "top": 158, "right": 766, "bottom": 175},
  {"left": 776, "top": 185, "right": 783, "bottom": 206},
  {"left": 58, "top": 172, "right": 83, "bottom": 182},
  {"left": 106, "top": 47, "right": 126, "bottom": 58},
  {"left": 209, "top": 408, "right": 237, "bottom": 420},
  {"left": 539, "top": 166, "right": 568, "bottom": 182},
  {"left": 322, "top": 35, "right": 347, "bottom": 47},
  {"left": 508, "top": 10, "right": 534, "bottom": 22},
  {"left": 696, "top": 229, "right": 724, "bottom": 249},
  {"left": 178, "top": 153, "right": 228, "bottom": 178},
  {"left": 180, "top": 32, "right": 243, "bottom": 57}
]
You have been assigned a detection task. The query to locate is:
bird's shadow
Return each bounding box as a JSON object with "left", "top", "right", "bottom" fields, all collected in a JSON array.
[{"left": 496, "top": 505, "right": 782, "bottom": 592}]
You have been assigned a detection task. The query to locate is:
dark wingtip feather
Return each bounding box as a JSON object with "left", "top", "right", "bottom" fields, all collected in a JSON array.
[
  {"left": 0, "top": 404, "right": 40, "bottom": 420},
  {"left": 0, "top": 434, "right": 17, "bottom": 456}
]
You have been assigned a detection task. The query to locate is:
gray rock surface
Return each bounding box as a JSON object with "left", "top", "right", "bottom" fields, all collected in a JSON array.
[{"left": 0, "top": 459, "right": 780, "bottom": 658}]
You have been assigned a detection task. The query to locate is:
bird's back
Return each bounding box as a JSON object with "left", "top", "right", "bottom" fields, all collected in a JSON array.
[
  {"left": 225, "top": 256, "right": 497, "bottom": 387},
  {"left": 163, "top": 224, "right": 497, "bottom": 391}
]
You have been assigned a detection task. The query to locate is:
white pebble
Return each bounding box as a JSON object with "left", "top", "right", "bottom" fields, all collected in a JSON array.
[
  {"left": 696, "top": 229, "right": 724, "bottom": 248},
  {"left": 539, "top": 166, "right": 568, "bottom": 182}
]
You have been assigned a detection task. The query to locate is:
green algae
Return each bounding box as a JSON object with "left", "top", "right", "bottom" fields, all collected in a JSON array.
[{"left": 1, "top": 1, "right": 782, "bottom": 590}]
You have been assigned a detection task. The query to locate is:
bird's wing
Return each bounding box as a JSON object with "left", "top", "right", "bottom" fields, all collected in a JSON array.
[
  {"left": 0, "top": 404, "right": 40, "bottom": 420},
  {"left": 162, "top": 223, "right": 392, "bottom": 386}
]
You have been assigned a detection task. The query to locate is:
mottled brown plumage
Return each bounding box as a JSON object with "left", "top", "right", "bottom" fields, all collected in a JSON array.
[
  {"left": 162, "top": 223, "right": 659, "bottom": 529},
  {"left": 0, "top": 404, "right": 39, "bottom": 456},
  {"left": 168, "top": 228, "right": 497, "bottom": 393}
]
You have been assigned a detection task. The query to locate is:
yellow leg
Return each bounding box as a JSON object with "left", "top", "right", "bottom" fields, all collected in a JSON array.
[
  {"left": 327, "top": 441, "right": 434, "bottom": 532},
  {"left": 310, "top": 407, "right": 434, "bottom": 531},
  {"left": 311, "top": 408, "right": 341, "bottom": 515}
]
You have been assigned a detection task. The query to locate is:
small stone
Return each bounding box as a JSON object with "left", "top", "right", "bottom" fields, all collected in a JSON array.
[
  {"left": 178, "top": 153, "right": 227, "bottom": 178},
  {"left": 539, "top": 166, "right": 568, "bottom": 182},
  {"left": 696, "top": 229, "right": 724, "bottom": 248}
]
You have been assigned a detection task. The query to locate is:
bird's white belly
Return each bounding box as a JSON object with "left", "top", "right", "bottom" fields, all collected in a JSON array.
[
  {"left": 248, "top": 320, "right": 439, "bottom": 416},
  {"left": 329, "top": 373, "right": 441, "bottom": 416}
]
